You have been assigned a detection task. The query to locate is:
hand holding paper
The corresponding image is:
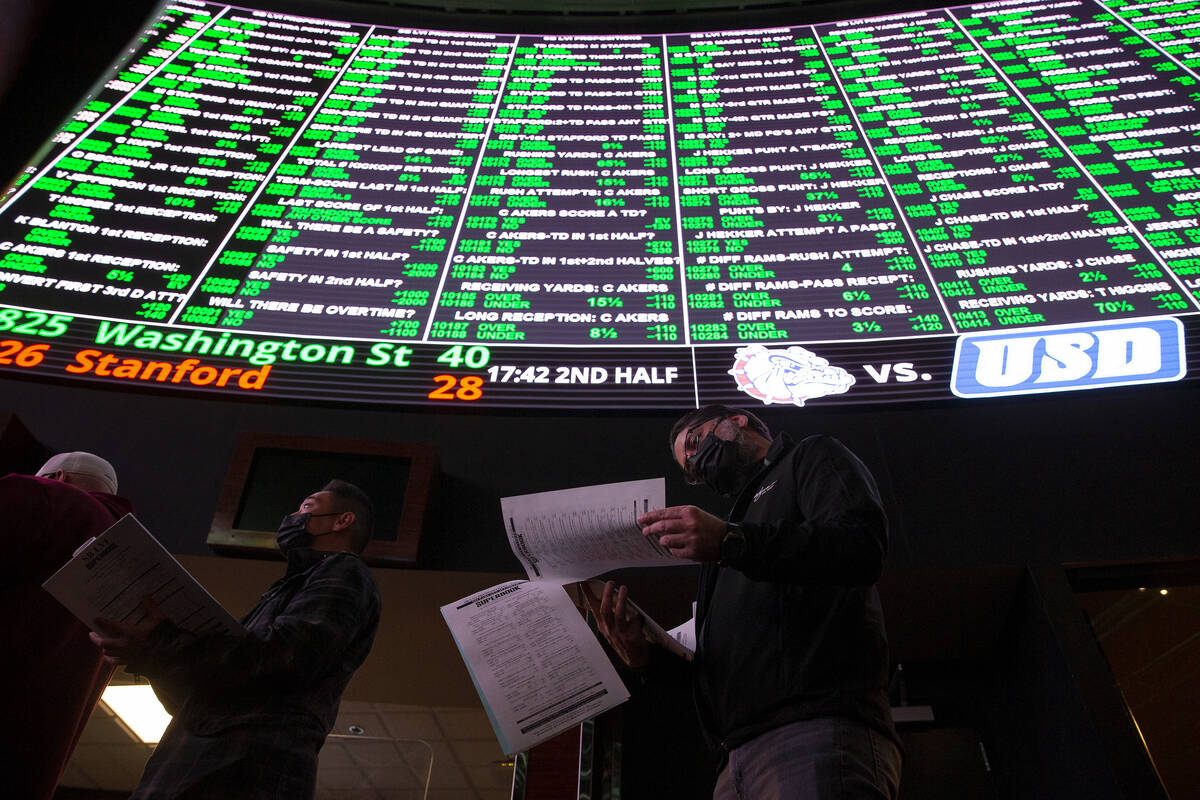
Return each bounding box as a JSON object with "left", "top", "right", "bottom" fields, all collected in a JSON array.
[
  {"left": 581, "top": 579, "right": 694, "bottom": 665},
  {"left": 585, "top": 580, "right": 650, "bottom": 668},
  {"left": 89, "top": 595, "right": 167, "bottom": 665},
  {"left": 636, "top": 504, "right": 727, "bottom": 562},
  {"left": 501, "top": 478, "right": 676, "bottom": 582},
  {"left": 43, "top": 515, "right": 243, "bottom": 639}
]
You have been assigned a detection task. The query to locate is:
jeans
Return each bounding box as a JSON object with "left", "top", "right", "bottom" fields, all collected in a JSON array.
[{"left": 713, "top": 717, "right": 902, "bottom": 800}]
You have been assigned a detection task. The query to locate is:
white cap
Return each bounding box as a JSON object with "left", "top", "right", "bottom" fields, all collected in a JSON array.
[{"left": 38, "top": 451, "right": 118, "bottom": 494}]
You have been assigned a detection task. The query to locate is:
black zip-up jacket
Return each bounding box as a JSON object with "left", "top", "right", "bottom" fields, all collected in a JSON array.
[{"left": 693, "top": 432, "right": 897, "bottom": 752}]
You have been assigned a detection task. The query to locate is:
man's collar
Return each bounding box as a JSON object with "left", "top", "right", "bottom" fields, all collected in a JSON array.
[
  {"left": 285, "top": 546, "right": 352, "bottom": 574},
  {"left": 761, "top": 431, "right": 794, "bottom": 467}
]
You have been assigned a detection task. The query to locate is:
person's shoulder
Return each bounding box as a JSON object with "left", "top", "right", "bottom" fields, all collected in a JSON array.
[
  {"left": 0, "top": 474, "right": 51, "bottom": 520},
  {"left": 786, "top": 433, "right": 861, "bottom": 466},
  {"left": 795, "top": 432, "right": 837, "bottom": 444},
  {"left": 795, "top": 432, "right": 851, "bottom": 452},
  {"left": 2, "top": 475, "right": 120, "bottom": 558},
  {"left": 309, "top": 552, "right": 381, "bottom": 611},
  {"left": 88, "top": 491, "right": 134, "bottom": 518},
  {"left": 1, "top": 472, "right": 49, "bottom": 488},
  {"left": 3, "top": 472, "right": 90, "bottom": 502},
  {"left": 771, "top": 431, "right": 834, "bottom": 456},
  {"left": 321, "top": 550, "right": 367, "bottom": 565}
]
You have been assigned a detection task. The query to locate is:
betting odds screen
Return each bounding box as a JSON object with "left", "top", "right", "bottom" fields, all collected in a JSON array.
[{"left": 0, "top": 0, "right": 1196, "bottom": 408}]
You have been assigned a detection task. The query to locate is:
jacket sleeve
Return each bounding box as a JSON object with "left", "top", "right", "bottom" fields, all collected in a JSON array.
[
  {"left": 732, "top": 435, "right": 888, "bottom": 586},
  {"left": 132, "top": 554, "right": 379, "bottom": 697}
]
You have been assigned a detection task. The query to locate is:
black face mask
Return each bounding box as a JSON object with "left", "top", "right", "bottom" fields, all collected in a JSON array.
[
  {"left": 688, "top": 432, "right": 750, "bottom": 497},
  {"left": 275, "top": 511, "right": 338, "bottom": 555}
]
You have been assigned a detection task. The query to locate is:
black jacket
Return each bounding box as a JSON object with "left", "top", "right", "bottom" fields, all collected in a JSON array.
[{"left": 693, "top": 432, "right": 896, "bottom": 752}]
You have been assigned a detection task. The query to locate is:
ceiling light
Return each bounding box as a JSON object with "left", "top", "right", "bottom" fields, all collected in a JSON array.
[{"left": 101, "top": 684, "right": 172, "bottom": 744}]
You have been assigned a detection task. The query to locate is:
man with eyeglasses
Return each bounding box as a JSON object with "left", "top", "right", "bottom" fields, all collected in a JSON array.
[{"left": 594, "top": 405, "right": 902, "bottom": 799}]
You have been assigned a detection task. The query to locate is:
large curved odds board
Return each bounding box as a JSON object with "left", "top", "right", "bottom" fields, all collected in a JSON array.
[{"left": 1, "top": 0, "right": 1196, "bottom": 407}]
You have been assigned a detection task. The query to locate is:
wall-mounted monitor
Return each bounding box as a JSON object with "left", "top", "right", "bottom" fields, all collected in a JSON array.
[
  {"left": 0, "top": 0, "right": 1195, "bottom": 408},
  {"left": 209, "top": 432, "right": 440, "bottom": 566}
]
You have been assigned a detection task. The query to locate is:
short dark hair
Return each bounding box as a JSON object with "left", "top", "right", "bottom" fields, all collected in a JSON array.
[
  {"left": 668, "top": 405, "right": 771, "bottom": 453},
  {"left": 321, "top": 479, "right": 374, "bottom": 554}
]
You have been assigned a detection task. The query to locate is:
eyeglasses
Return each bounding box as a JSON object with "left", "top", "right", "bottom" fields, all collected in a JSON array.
[{"left": 682, "top": 416, "right": 725, "bottom": 457}]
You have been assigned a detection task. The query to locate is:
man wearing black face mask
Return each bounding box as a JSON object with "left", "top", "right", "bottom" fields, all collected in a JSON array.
[
  {"left": 594, "top": 406, "right": 901, "bottom": 800},
  {"left": 90, "top": 480, "right": 381, "bottom": 800}
]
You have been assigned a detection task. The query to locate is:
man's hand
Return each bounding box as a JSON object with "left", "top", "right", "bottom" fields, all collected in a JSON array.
[
  {"left": 638, "top": 505, "right": 726, "bottom": 562},
  {"left": 88, "top": 596, "right": 167, "bottom": 666},
  {"left": 587, "top": 581, "right": 649, "bottom": 669}
]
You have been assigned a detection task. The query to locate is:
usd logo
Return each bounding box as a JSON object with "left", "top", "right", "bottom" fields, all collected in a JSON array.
[{"left": 952, "top": 317, "right": 1185, "bottom": 398}]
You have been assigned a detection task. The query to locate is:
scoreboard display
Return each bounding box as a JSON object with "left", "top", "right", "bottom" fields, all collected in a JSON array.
[{"left": 0, "top": 0, "right": 1196, "bottom": 408}]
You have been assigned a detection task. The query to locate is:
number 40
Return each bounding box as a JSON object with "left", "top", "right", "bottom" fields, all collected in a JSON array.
[{"left": 436, "top": 345, "right": 490, "bottom": 368}]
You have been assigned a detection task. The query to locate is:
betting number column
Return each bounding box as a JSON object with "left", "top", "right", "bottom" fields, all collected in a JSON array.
[
  {"left": 665, "top": 28, "right": 949, "bottom": 344},
  {"left": 423, "top": 34, "right": 686, "bottom": 347},
  {"left": 955, "top": 0, "right": 1200, "bottom": 314},
  {"left": 178, "top": 28, "right": 516, "bottom": 338}
]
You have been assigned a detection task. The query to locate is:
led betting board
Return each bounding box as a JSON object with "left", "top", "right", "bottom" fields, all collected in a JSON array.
[{"left": 0, "top": 0, "right": 1197, "bottom": 408}]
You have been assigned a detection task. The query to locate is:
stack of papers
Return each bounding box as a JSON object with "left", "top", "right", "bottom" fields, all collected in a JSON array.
[
  {"left": 441, "top": 478, "right": 695, "bottom": 755},
  {"left": 42, "top": 514, "right": 243, "bottom": 637}
]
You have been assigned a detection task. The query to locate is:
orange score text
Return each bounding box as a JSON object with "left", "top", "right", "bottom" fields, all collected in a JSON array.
[
  {"left": 428, "top": 374, "right": 484, "bottom": 401},
  {"left": 0, "top": 339, "right": 51, "bottom": 368},
  {"left": 66, "top": 348, "right": 272, "bottom": 390}
]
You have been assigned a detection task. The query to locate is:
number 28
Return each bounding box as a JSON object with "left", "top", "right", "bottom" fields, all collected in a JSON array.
[{"left": 428, "top": 374, "right": 484, "bottom": 401}]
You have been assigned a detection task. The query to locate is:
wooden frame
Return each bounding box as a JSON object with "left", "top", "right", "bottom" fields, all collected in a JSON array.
[{"left": 208, "top": 432, "right": 439, "bottom": 567}]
